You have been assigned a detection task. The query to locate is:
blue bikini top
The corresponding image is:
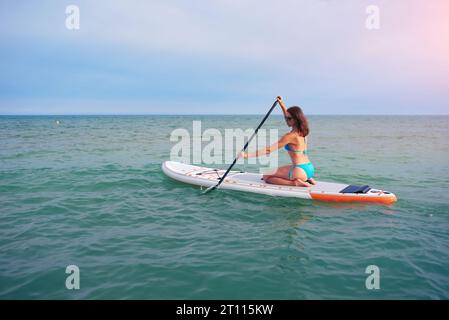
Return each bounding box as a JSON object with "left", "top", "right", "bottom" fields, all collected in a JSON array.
[{"left": 284, "top": 137, "right": 308, "bottom": 155}]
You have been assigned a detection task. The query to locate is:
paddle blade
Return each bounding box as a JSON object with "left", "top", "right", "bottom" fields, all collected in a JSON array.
[{"left": 202, "top": 184, "right": 217, "bottom": 194}]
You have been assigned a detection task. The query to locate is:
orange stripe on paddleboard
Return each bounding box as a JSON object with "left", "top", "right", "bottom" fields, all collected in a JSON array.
[{"left": 310, "top": 193, "right": 397, "bottom": 204}]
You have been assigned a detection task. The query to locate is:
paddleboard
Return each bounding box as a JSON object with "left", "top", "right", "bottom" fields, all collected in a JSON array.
[{"left": 162, "top": 161, "right": 397, "bottom": 204}]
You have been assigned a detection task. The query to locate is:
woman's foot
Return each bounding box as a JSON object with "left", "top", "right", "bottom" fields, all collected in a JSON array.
[{"left": 294, "top": 179, "right": 312, "bottom": 187}]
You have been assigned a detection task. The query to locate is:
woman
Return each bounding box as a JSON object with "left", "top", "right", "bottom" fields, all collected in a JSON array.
[{"left": 241, "top": 96, "right": 316, "bottom": 187}]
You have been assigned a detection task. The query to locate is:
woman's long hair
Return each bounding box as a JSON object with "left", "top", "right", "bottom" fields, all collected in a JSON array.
[{"left": 287, "top": 106, "right": 309, "bottom": 136}]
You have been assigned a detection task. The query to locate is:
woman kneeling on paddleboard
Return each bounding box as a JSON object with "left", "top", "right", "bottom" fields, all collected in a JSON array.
[{"left": 241, "top": 96, "right": 317, "bottom": 187}]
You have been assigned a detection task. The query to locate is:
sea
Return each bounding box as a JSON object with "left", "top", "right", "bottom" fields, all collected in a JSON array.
[{"left": 0, "top": 115, "right": 448, "bottom": 299}]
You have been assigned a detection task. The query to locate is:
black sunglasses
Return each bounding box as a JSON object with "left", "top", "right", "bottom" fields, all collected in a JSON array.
[{"left": 285, "top": 116, "right": 293, "bottom": 121}]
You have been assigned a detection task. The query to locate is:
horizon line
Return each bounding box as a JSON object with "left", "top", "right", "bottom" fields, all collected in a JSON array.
[{"left": 1, "top": 113, "right": 449, "bottom": 117}]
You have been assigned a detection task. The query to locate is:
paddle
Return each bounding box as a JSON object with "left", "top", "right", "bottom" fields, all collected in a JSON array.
[{"left": 203, "top": 99, "right": 279, "bottom": 194}]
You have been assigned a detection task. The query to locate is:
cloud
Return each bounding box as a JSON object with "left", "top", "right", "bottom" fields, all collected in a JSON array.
[{"left": 0, "top": 0, "right": 448, "bottom": 114}]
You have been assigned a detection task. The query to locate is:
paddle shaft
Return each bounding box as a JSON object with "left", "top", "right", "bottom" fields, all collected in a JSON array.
[{"left": 204, "top": 100, "right": 279, "bottom": 192}]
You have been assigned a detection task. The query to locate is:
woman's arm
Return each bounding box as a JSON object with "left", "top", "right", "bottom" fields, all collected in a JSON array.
[
  {"left": 241, "top": 133, "right": 291, "bottom": 158},
  {"left": 277, "top": 96, "right": 288, "bottom": 117}
]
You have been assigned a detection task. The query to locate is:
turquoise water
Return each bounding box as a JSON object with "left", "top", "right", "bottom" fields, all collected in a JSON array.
[{"left": 1, "top": 115, "right": 449, "bottom": 299}]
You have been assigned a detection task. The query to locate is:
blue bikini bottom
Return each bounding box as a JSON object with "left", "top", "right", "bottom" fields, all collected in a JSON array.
[{"left": 288, "top": 163, "right": 315, "bottom": 180}]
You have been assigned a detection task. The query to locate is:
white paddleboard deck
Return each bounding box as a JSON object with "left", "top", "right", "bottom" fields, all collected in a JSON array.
[{"left": 162, "top": 161, "right": 397, "bottom": 204}]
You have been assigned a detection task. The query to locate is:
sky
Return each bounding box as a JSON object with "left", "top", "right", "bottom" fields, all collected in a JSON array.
[{"left": 0, "top": 0, "right": 448, "bottom": 115}]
